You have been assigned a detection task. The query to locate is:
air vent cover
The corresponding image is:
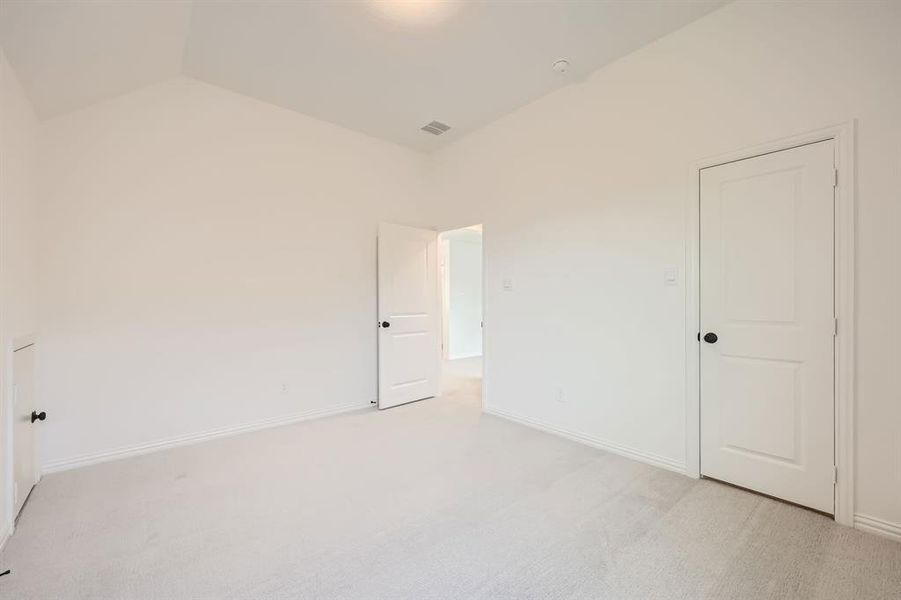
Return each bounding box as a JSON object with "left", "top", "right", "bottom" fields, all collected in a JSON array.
[{"left": 421, "top": 120, "right": 451, "bottom": 135}]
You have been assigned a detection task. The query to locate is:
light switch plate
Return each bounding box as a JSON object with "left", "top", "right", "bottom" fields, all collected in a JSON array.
[{"left": 664, "top": 268, "right": 678, "bottom": 286}]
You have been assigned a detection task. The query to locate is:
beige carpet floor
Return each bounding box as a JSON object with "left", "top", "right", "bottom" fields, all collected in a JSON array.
[{"left": 1, "top": 357, "right": 899, "bottom": 599}]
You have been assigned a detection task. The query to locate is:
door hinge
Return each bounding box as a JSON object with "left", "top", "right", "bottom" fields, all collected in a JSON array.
[
  {"left": 833, "top": 466, "right": 838, "bottom": 485},
  {"left": 833, "top": 168, "right": 839, "bottom": 188},
  {"left": 833, "top": 318, "right": 838, "bottom": 337}
]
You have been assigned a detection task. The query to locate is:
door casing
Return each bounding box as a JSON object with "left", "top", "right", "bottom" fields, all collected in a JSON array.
[{"left": 684, "top": 121, "right": 856, "bottom": 526}]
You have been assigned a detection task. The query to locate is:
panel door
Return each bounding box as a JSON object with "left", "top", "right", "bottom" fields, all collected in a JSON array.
[
  {"left": 13, "top": 343, "right": 38, "bottom": 518},
  {"left": 377, "top": 223, "right": 440, "bottom": 409},
  {"left": 700, "top": 140, "right": 835, "bottom": 513}
]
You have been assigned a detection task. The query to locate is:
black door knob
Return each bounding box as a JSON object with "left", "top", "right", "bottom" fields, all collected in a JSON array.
[
  {"left": 31, "top": 411, "right": 46, "bottom": 423},
  {"left": 703, "top": 332, "right": 718, "bottom": 344},
  {"left": 381, "top": 321, "right": 390, "bottom": 328}
]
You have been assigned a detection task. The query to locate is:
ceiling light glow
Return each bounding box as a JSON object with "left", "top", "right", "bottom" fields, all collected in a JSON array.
[{"left": 370, "top": 0, "right": 460, "bottom": 27}]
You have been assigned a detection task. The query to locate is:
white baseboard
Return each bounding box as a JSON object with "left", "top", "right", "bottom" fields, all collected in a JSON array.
[
  {"left": 41, "top": 401, "right": 371, "bottom": 475},
  {"left": 447, "top": 352, "right": 482, "bottom": 360},
  {"left": 855, "top": 513, "right": 901, "bottom": 543},
  {"left": 483, "top": 405, "right": 686, "bottom": 475}
]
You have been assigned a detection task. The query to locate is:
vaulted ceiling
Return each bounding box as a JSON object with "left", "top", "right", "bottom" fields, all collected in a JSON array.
[{"left": 0, "top": 1, "right": 725, "bottom": 152}]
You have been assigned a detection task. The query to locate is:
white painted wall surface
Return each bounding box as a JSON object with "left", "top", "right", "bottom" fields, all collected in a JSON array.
[
  {"left": 0, "top": 51, "right": 39, "bottom": 532},
  {"left": 446, "top": 231, "right": 482, "bottom": 359},
  {"left": 430, "top": 1, "right": 901, "bottom": 529},
  {"left": 36, "top": 77, "right": 430, "bottom": 470}
]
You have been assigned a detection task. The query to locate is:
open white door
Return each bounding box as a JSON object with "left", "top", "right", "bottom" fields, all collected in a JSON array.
[
  {"left": 700, "top": 140, "right": 835, "bottom": 513},
  {"left": 13, "top": 341, "right": 39, "bottom": 518},
  {"left": 377, "top": 223, "right": 440, "bottom": 409}
]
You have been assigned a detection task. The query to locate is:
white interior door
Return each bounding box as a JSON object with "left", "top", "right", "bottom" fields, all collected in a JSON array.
[
  {"left": 377, "top": 223, "right": 440, "bottom": 409},
  {"left": 13, "top": 342, "right": 39, "bottom": 518},
  {"left": 700, "top": 140, "right": 835, "bottom": 514}
]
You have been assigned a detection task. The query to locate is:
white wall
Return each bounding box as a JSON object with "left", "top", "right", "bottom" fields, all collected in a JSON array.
[
  {"left": 444, "top": 229, "right": 482, "bottom": 359},
  {"left": 430, "top": 1, "right": 901, "bottom": 530},
  {"left": 0, "top": 51, "right": 39, "bottom": 533},
  {"left": 36, "top": 77, "right": 431, "bottom": 470}
]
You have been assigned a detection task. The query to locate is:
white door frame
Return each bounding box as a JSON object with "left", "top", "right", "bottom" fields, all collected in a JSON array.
[
  {"left": 684, "top": 121, "right": 856, "bottom": 526},
  {"left": 480, "top": 225, "right": 487, "bottom": 412}
]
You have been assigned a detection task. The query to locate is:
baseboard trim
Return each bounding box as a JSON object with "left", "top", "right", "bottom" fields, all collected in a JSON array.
[
  {"left": 854, "top": 513, "right": 901, "bottom": 543},
  {"left": 447, "top": 352, "right": 483, "bottom": 360},
  {"left": 484, "top": 405, "right": 686, "bottom": 475},
  {"left": 42, "top": 401, "right": 371, "bottom": 475}
]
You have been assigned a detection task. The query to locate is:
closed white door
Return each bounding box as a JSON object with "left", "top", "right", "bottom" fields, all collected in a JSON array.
[
  {"left": 700, "top": 140, "right": 835, "bottom": 513},
  {"left": 377, "top": 223, "right": 440, "bottom": 409},
  {"left": 13, "top": 342, "right": 39, "bottom": 518}
]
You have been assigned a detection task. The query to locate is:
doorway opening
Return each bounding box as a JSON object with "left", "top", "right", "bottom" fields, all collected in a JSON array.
[{"left": 438, "top": 225, "right": 483, "bottom": 406}]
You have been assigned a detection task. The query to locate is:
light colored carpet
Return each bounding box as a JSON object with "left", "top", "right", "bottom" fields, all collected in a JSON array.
[{"left": 1, "top": 357, "right": 899, "bottom": 599}]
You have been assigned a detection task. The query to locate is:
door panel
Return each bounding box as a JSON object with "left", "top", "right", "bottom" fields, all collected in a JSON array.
[
  {"left": 377, "top": 223, "right": 440, "bottom": 409},
  {"left": 13, "top": 343, "right": 37, "bottom": 518},
  {"left": 721, "top": 169, "right": 798, "bottom": 324},
  {"left": 700, "top": 140, "right": 835, "bottom": 513}
]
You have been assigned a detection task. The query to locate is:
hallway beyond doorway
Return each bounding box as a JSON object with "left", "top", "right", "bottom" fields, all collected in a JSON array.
[{"left": 441, "top": 357, "right": 482, "bottom": 407}]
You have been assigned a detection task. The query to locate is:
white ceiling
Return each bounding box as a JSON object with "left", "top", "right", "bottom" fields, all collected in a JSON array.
[
  {"left": 0, "top": 1, "right": 191, "bottom": 119},
  {"left": 0, "top": 1, "right": 726, "bottom": 152}
]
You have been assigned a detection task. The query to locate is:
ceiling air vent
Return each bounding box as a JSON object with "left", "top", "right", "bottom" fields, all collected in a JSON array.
[{"left": 421, "top": 120, "right": 451, "bottom": 136}]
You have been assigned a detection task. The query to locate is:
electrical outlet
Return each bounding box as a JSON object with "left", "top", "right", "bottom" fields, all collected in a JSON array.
[{"left": 280, "top": 383, "right": 288, "bottom": 393}]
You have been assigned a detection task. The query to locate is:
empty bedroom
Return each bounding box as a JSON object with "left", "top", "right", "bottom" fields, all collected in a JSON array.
[{"left": 0, "top": 1, "right": 899, "bottom": 598}]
